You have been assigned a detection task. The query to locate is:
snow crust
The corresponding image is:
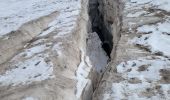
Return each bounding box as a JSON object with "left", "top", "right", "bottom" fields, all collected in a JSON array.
[
  {"left": 0, "top": 0, "right": 81, "bottom": 37},
  {"left": 111, "top": 57, "right": 170, "bottom": 100},
  {"left": 127, "top": 0, "right": 170, "bottom": 12},
  {"left": 127, "top": 11, "right": 147, "bottom": 17},
  {"left": 0, "top": 0, "right": 57, "bottom": 36},
  {"left": 117, "top": 57, "right": 170, "bottom": 82},
  {"left": 0, "top": 55, "right": 54, "bottom": 86},
  {"left": 18, "top": 44, "right": 51, "bottom": 58},
  {"left": 39, "top": 0, "right": 81, "bottom": 37},
  {"left": 133, "top": 21, "right": 170, "bottom": 57},
  {"left": 110, "top": 0, "right": 170, "bottom": 99},
  {"left": 0, "top": 0, "right": 81, "bottom": 87}
]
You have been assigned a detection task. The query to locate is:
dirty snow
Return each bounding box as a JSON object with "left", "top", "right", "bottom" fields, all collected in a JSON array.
[
  {"left": 18, "top": 44, "right": 51, "bottom": 58},
  {"left": 127, "top": 0, "right": 170, "bottom": 12},
  {"left": 133, "top": 21, "right": 170, "bottom": 57},
  {"left": 111, "top": 82, "right": 170, "bottom": 100},
  {"left": 127, "top": 11, "right": 147, "bottom": 17},
  {"left": 0, "top": 0, "right": 81, "bottom": 37},
  {"left": 0, "top": 0, "right": 81, "bottom": 86},
  {"left": 110, "top": 57, "right": 170, "bottom": 99},
  {"left": 117, "top": 57, "right": 170, "bottom": 82},
  {"left": 0, "top": 0, "right": 57, "bottom": 36},
  {"left": 39, "top": 0, "right": 81, "bottom": 37},
  {"left": 108, "top": 0, "right": 170, "bottom": 99},
  {"left": 0, "top": 55, "right": 54, "bottom": 86}
]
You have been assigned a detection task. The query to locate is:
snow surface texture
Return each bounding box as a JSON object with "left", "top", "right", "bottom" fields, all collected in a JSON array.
[
  {"left": 17, "top": 44, "right": 51, "bottom": 58},
  {"left": 128, "top": 0, "right": 170, "bottom": 12},
  {"left": 0, "top": 0, "right": 81, "bottom": 37},
  {"left": 0, "top": 0, "right": 81, "bottom": 87},
  {"left": 127, "top": 11, "right": 148, "bottom": 18},
  {"left": 0, "top": 38, "right": 64, "bottom": 86},
  {"left": 105, "top": 0, "right": 170, "bottom": 100},
  {"left": 133, "top": 20, "right": 170, "bottom": 57},
  {"left": 38, "top": 0, "right": 81, "bottom": 37},
  {"left": 110, "top": 57, "right": 170, "bottom": 100},
  {"left": 0, "top": 55, "right": 54, "bottom": 86}
]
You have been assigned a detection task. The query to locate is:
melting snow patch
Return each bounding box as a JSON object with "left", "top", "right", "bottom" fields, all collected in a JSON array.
[
  {"left": 110, "top": 57, "right": 170, "bottom": 99},
  {"left": 133, "top": 21, "right": 170, "bottom": 57},
  {"left": 0, "top": 55, "right": 54, "bottom": 86},
  {"left": 117, "top": 57, "right": 170, "bottom": 82},
  {"left": 39, "top": 0, "right": 81, "bottom": 37},
  {"left": 18, "top": 44, "right": 51, "bottom": 58},
  {"left": 0, "top": 0, "right": 81, "bottom": 37},
  {"left": 0, "top": 0, "right": 58, "bottom": 36}
]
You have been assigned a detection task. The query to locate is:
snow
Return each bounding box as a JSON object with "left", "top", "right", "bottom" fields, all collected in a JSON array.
[
  {"left": 130, "top": 0, "right": 151, "bottom": 4},
  {"left": 127, "top": 0, "right": 170, "bottom": 12},
  {"left": 127, "top": 11, "right": 147, "bottom": 17},
  {"left": 38, "top": 0, "right": 81, "bottom": 37},
  {"left": 117, "top": 57, "right": 170, "bottom": 82},
  {"left": 76, "top": 49, "right": 92, "bottom": 98},
  {"left": 0, "top": 0, "right": 57, "bottom": 37},
  {"left": 87, "top": 32, "right": 108, "bottom": 72},
  {"left": 22, "top": 97, "right": 38, "bottom": 100},
  {"left": 110, "top": 57, "right": 170, "bottom": 100},
  {"left": 18, "top": 44, "right": 51, "bottom": 58},
  {"left": 0, "top": 0, "right": 81, "bottom": 91},
  {"left": 0, "top": 55, "right": 54, "bottom": 86},
  {"left": 133, "top": 21, "right": 170, "bottom": 57},
  {"left": 0, "top": 0, "right": 81, "bottom": 37},
  {"left": 113, "top": 0, "right": 170, "bottom": 99}
]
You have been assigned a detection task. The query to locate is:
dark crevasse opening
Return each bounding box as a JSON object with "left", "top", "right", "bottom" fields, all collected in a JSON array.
[{"left": 89, "top": 0, "right": 113, "bottom": 58}]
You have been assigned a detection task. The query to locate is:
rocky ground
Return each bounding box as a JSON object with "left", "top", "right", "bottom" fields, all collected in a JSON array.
[{"left": 93, "top": 0, "right": 170, "bottom": 100}]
